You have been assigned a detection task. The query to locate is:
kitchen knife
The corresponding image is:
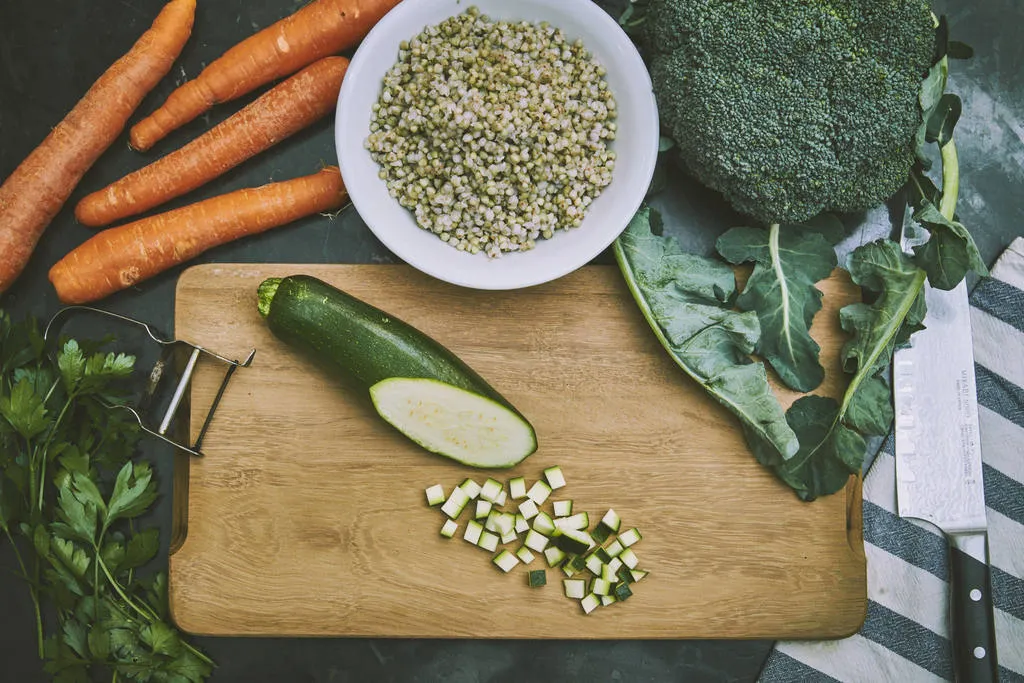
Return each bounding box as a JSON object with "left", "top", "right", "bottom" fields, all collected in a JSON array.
[{"left": 893, "top": 278, "right": 999, "bottom": 682}]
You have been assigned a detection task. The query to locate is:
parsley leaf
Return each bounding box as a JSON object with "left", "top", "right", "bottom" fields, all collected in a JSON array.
[
  {"left": 57, "top": 340, "right": 86, "bottom": 393},
  {"left": 106, "top": 462, "right": 158, "bottom": 527},
  {"left": 122, "top": 528, "right": 160, "bottom": 570},
  {"left": 1, "top": 378, "right": 49, "bottom": 440}
]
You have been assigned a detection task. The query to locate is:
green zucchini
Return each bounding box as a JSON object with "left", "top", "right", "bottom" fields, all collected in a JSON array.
[{"left": 257, "top": 275, "right": 538, "bottom": 468}]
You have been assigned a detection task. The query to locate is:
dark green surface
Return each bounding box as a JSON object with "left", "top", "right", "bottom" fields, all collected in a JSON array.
[{"left": 1, "top": 1, "right": 1021, "bottom": 681}]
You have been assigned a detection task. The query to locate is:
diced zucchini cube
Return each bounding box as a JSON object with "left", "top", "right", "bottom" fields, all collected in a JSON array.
[
  {"left": 516, "top": 547, "right": 536, "bottom": 565},
  {"left": 580, "top": 593, "right": 600, "bottom": 614},
  {"left": 600, "top": 509, "right": 621, "bottom": 533},
  {"left": 617, "top": 566, "right": 634, "bottom": 585},
  {"left": 570, "top": 555, "right": 587, "bottom": 572},
  {"left": 543, "top": 466, "right": 566, "bottom": 490},
  {"left": 553, "top": 528, "right": 593, "bottom": 555},
  {"left": 607, "top": 557, "right": 623, "bottom": 574},
  {"left": 619, "top": 528, "right": 642, "bottom": 547},
  {"left": 475, "top": 500, "right": 492, "bottom": 519},
  {"left": 585, "top": 554, "right": 604, "bottom": 576},
  {"left": 441, "top": 487, "right": 470, "bottom": 519},
  {"left": 631, "top": 569, "right": 648, "bottom": 582},
  {"left": 614, "top": 582, "right": 633, "bottom": 602},
  {"left": 592, "top": 578, "right": 611, "bottom": 596},
  {"left": 543, "top": 545, "right": 566, "bottom": 567},
  {"left": 591, "top": 524, "right": 611, "bottom": 544},
  {"left": 527, "top": 480, "right": 552, "bottom": 505},
  {"left": 495, "top": 512, "right": 515, "bottom": 536},
  {"left": 601, "top": 563, "right": 616, "bottom": 582},
  {"left": 524, "top": 529, "right": 549, "bottom": 552},
  {"left": 527, "top": 569, "right": 547, "bottom": 587},
  {"left": 532, "top": 512, "right": 556, "bottom": 536},
  {"left": 552, "top": 500, "right": 573, "bottom": 517},
  {"left": 600, "top": 594, "right": 617, "bottom": 607},
  {"left": 478, "top": 531, "right": 500, "bottom": 552},
  {"left": 479, "top": 478, "right": 503, "bottom": 503},
  {"left": 500, "top": 527, "right": 518, "bottom": 545},
  {"left": 485, "top": 511, "right": 500, "bottom": 532},
  {"left": 595, "top": 548, "right": 612, "bottom": 563},
  {"left": 509, "top": 476, "right": 527, "bottom": 500},
  {"left": 514, "top": 513, "right": 530, "bottom": 534},
  {"left": 619, "top": 548, "right": 639, "bottom": 569},
  {"left": 518, "top": 499, "right": 539, "bottom": 520},
  {"left": 495, "top": 489, "right": 507, "bottom": 507},
  {"left": 493, "top": 550, "right": 519, "bottom": 573},
  {"left": 440, "top": 519, "right": 458, "bottom": 538},
  {"left": 554, "top": 512, "right": 588, "bottom": 531},
  {"left": 460, "top": 478, "right": 481, "bottom": 499},
  {"left": 425, "top": 484, "right": 446, "bottom": 506},
  {"left": 464, "top": 520, "right": 483, "bottom": 545},
  {"left": 605, "top": 540, "right": 624, "bottom": 558},
  {"left": 562, "top": 563, "right": 577, "bottom": 577},
  {"left": 563, "top": 578, "right": 587, "bottom": 599}
]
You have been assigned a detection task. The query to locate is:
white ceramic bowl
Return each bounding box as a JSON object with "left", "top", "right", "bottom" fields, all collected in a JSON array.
[{"left": 335, "top": 0, "right": 659, "bottom": 290}]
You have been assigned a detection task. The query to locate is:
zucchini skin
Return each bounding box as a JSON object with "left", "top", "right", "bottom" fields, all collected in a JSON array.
[{"left": 258, "top": 275, "right": 522, "bottom": 414}]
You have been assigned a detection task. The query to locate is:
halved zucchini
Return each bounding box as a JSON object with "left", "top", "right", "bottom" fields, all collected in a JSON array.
[{"left": 370, "top": 378, "right": 537, "bottom": 468}]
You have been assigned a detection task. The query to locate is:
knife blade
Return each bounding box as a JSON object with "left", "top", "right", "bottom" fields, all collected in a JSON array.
[{"left": 893, "top": 278, "right": 999, "bottom": 682}]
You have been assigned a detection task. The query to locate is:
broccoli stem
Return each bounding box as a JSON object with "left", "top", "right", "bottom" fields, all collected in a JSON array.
[{"left": 938, "top": 139, "right": 959, "bottom": 221}]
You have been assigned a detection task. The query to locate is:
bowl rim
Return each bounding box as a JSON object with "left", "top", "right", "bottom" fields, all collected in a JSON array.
[{"left": 334, "top": 0, "right": 660, "bottom": 290}]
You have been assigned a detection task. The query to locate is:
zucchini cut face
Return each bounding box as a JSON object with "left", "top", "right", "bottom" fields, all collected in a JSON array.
[{"left": 369, "top": 377, "right": 538, "bottom": 468}]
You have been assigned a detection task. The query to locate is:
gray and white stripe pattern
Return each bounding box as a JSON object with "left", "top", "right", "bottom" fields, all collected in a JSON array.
[{"left": 759, "top": 238, "right": 1024, "bottom": 683}]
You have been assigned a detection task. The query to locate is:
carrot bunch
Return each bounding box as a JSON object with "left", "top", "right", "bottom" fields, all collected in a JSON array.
[
  {"left": 130, "top": 0, "right": 401, "bottom": 151},
  {"left": 75, "top": 56, "right": 350, "bottom": 228},
  {"left": 0, "top": 0, "right": 196, "bottom": 294},
  {"left": 0, "top": 0, "right": 403, "bottom": 300},
  {"left": 51, "top": 167, "right": 348, "bottom": 304}
]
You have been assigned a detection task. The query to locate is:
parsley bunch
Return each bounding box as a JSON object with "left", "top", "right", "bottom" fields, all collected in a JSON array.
[{"left": 0, "top": 310, "right": 213, "bottom": 683}]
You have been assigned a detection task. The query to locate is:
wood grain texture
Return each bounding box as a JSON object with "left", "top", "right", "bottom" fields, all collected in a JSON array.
[{"left": 170, "top": 264, "right": 866, "bottom": 639}]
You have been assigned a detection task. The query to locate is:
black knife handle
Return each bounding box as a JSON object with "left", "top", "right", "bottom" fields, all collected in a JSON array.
[{"left": 950, "top": 532, "right": 999, "bottom": 683}]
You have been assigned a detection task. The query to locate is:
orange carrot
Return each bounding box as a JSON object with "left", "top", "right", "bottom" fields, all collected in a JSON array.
[
  {"left": 130, "top": 0, "right": 401, "bottom": 151},
  {"left": 50, "top": 166, "right": 347, "bottom": 304},
  {"left": 74, "top": 56, "right": 348, "bottom": 229},
  {"left": 0, "top": 0, "right": 195, "bottom": 295}
]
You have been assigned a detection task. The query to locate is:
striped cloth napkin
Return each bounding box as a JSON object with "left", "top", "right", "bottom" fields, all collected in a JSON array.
[{"left": 759, "top": 237, "right": 1024, "bottom": 683}]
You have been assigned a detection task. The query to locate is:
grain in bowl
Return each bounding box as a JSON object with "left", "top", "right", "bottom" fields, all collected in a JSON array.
[{"left": 365, "top": 6, "right": 617, "bottom": 258}]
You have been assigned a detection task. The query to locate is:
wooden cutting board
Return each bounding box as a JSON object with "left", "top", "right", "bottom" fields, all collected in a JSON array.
[{"left": 169, "top": 264, "right": 866, "bottom": 639}]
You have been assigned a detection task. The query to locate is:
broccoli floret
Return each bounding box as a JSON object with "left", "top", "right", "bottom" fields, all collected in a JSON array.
[{"left": 639, "top": 0, "right": 936, "bottom": 225}]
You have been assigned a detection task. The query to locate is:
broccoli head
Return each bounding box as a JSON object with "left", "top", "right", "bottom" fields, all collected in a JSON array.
[{"left": 639, "top": 0, "right": 936, "bottom": 225}]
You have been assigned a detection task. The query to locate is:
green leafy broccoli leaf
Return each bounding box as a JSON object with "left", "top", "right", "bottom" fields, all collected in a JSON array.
[
  {"left": 614, "top": 207, "right": 799, "bottom": 462},
  {"left": 774, "top": 396, "right": 866, "bottom": 499},
  {"left": 716, "top": 221, "right": 838, "bottom": 392},
  {"left": 911, "top": 201, "right": 987, "bottom": 289},
  {"left": 776, "top": 240, "right": 924, "bottom": 500}
]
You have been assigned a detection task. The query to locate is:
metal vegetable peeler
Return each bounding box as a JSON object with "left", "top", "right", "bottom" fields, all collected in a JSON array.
[{"left": 43, "top": 306, "right": 255, "bottom": 457}]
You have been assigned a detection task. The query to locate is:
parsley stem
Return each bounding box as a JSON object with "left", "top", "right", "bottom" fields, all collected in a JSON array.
[
  {"left": 36, "top": 395, "right": 76, "bottom": 513},
  {"left": 96, "top": 554, "right": 214, "bottom": 667},
  {"left": 3, "top": 526, "right": 44, "bottom": 658},
  {"left": 97, "top": 553, "right": 157, "bottom": 622},
  {"left": 42, "top": 377, "right": 60, "bottom": 405}
]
